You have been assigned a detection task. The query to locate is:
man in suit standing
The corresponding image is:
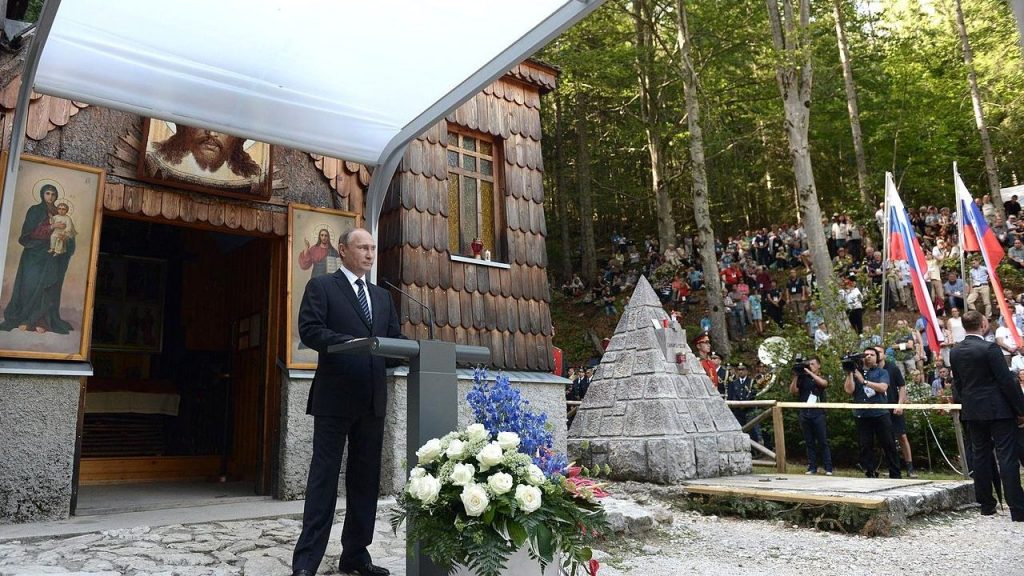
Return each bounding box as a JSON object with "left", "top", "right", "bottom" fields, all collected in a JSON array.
[
  {"left": 950, "top": 310, "right": 1024, "bottom": 521},
  {"left": 291, "top": 228, "right": 402, "bottom": 576}
]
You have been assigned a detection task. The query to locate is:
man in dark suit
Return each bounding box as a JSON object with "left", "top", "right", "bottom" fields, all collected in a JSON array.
[
  {"left": 726, "top": 363, "right": 763, "bottom": 445},
  {"left": 291, "top": 227, "right": 403, "bottom": 576},
  {"left": 950, "top": 310, "right": 1024, "bottom": 521}
]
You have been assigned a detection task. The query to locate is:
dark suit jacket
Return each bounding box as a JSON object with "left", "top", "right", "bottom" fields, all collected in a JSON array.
[
  {"left": 298, "top": 270, "right": 402, "bottom": 419},
  {"left": 950, "top": 334, "right": 1024, "bottom": 421}
]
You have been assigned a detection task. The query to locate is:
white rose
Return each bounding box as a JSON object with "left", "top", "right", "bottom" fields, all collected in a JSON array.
[
  {"left": 487, "top": 472, "right": 514, "bottom": 495},
  {"left": 409, "top": 467, "right": 426, "bottom": 479},
  {"left": 496, "top": 432, "right": 521, "bottom": 451},
  {"left": 412, "top": 474, "right": 442, "bottom": 505},
  {"left": 407, "top": 476, "right": 424, "bottom": 497},
  {"left": 446, "top": 439, "right": 467, "bottom": 460},
  {"left": 461, "top": 483, "right": 490, "bottom": 517},
  {"left": 476, "top": 442, "right": 504, "bottom": 467},
  {"left": 466, "top": 423, "right": 490, "bottom": 443},
  {"left": 525, "top": 464, "right": 546, "bottom": 486},
  {"left": 515, "top": 484, "right": 543, "bottom": 513},
  {"left": 450, "top": 463, "right": 476, "bottom": 486},
  {"left": 416, "top": 438, "right": 443, "bottom": 464}
]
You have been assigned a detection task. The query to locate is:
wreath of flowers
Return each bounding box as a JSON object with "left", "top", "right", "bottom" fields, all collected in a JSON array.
[{"left": 390, "top": 370, "right": 608, "bottom": 576}]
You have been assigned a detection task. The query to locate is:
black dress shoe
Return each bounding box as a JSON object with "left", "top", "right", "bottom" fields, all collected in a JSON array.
[
  {"left": 292, "top": 570, "right": 316, "bottom": 576},
  {"left": 338, "top": 561, "right": 390, "bottom": 576},
  {"left": 980, "top": 507, "right": 997, "bottom": 516}
]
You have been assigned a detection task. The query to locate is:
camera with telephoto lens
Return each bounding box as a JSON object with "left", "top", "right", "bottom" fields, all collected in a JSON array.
[
  {"left": 791, "top": 356, "right": 809, "bottom": 374},
  {"left": 841, "top": 352, "right": 865, "bottom": 373}
]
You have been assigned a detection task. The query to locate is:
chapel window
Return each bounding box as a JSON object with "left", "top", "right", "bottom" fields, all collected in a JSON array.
[{"left": 447, "top": 129, "right": 504, "bottom": 259}]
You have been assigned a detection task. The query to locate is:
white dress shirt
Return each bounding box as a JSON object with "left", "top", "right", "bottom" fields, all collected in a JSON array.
[{"left": 340, "top": 265, "right": 372, "bottom": 321}]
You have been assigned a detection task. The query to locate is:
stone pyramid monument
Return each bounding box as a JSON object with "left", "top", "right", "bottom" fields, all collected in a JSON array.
[{"left": 568, "top": 276, "right": 752, "bottom": 482}]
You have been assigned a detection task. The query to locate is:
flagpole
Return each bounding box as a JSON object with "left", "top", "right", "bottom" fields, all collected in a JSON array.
[
  {"left": 887, "top": 174, "right": 947, "bottom": 358},
  {"left": 955, "top": 163, "right": 967, "bottom": 290},
  {"left": 881, "top": 172, "right": 892, "bottom": 342}
]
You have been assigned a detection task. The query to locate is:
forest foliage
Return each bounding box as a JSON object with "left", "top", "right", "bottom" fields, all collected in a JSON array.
[{"left": 540, "top": 0, "right": 1024, "bottom": 278}]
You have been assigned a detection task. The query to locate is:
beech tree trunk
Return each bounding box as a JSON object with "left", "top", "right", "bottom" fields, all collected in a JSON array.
[
  {"left": 833, "top": 0, "right": 870, "bottom": 205},
  {"left": 676, "top": 0, "right": 730, "bottom": 357},
  {"left": 575, "top": 95, "right": 597, "bottom": 285},
  {"left": 766, "top": 0, "right": 833, "bottom": 293},
  {"left": 553, "top": 94, "right": 573, "bottom": 282},
  {"left": 756, "top": 120, "right": 778, "bottom": 222},
  {"left": 632, "top": 0, "right": 676, "bottom": 251},
  {"left": 1010, "top": 0, "right": 1024, "bottom": 59},
  {"left": 953, "top": 0, "right": 1003, "bottom": 216}
]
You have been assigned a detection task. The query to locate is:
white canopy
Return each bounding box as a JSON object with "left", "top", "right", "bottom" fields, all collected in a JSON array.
[
  {"left": 0, "top": 1, "right": 603, "bottom": 508},
  {"left": 0, "top": 0, "right": 601, "bottom": 284},
  {"left": 32, "top": 0, "right": 597, "bottom": 166},
  {"left": 0, "top": 0, "right": 598, "bottom": 282}
]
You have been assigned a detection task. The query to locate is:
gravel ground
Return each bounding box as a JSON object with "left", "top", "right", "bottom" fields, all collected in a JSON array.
[
  {"left": 596, "top": 507, "right": 1024, "bottom": 576},
  {"left": 1, "top": 494, "right": 1022, "bottom": 575}
]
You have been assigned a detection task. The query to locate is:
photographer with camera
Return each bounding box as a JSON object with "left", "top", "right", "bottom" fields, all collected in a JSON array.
[
  {"left": 844, "top": 347, "right": 902, "bottom": 479},
  {"left": 789, "top": 356, "right": 833, "bottom": 475}
]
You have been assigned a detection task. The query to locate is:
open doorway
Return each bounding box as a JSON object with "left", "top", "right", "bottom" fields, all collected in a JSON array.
[{"left": 75, "top": 215, "right": 277, "bottom": 514}]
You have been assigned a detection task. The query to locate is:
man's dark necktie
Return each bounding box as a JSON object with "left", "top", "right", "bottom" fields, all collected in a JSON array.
[{"left": 355, "top": 278, "right": 371, "bottom": 325}]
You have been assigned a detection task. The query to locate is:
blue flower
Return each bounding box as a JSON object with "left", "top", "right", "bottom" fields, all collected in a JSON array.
[{"left": 467, "top": 369, "right": 566, "bottom": 476}]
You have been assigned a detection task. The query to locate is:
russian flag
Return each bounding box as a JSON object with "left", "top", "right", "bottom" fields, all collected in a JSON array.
[
  {"left": 956, "top": 165, "right": 1021, "bottom": 347},
  {"left": 886, "top": 173, "right": 944, "bottom": 353}
]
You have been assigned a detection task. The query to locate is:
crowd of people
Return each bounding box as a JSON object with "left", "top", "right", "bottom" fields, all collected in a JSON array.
[{"left": 558, "top": 194, "right": 1024, "bottom": 517}]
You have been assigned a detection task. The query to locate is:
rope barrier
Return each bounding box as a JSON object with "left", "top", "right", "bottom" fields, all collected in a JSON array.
[{"left": 922, "top": 411, "right": 964, "bottom": 475}]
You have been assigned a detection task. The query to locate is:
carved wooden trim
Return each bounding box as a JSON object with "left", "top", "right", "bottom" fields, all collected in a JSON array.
[{"left": 103, "top": 181, "right": 286, "bottom": 237}]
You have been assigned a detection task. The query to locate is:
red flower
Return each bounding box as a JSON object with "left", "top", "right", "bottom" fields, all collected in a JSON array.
[
  {"left": 565, "top": 474, "right": 609, "bottom": 500},
  {"left": 589, "top": 559, "right": 600, "bottom": 575}
]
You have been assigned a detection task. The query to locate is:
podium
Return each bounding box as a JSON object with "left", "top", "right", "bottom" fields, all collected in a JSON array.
[{"left": 328, "top": 337, "right": 490, "bottom": 576}]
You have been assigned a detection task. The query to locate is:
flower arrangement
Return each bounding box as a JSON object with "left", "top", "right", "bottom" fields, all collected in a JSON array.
[{"left": 390, "top": 370, "right": 609, "bottom": 576}]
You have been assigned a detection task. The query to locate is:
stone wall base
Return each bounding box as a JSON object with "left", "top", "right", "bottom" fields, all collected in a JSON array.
[
  {"left": 0, "top": 374, "right": 81, "bottom": 524},
  {"left": 277, "top": 368, "right": 568, "bottom": 500}
]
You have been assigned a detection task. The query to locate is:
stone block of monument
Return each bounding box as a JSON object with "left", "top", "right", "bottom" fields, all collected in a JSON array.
[{"left": 568, "top": 276, "right": 751, "bottom": 482}]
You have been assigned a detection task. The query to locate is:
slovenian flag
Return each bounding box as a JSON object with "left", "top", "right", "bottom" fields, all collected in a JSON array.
[
  {"left": 956, "top": 164, "right": 1022, "bottom": 347},
  {"left": 956, "top": 168, "right": 1005, "bottom": 263},
  {"left": 886, "top": 173, "right": 944, "bottom": 353}
]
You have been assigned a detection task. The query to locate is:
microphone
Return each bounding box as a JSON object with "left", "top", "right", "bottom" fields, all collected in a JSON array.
[{"left": 382, "top": 279, "right": 435, "bottom": 340}]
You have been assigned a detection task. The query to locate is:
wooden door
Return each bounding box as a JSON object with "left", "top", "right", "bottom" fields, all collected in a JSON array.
[{"left": 224, "top": 237, "right": 271, "bottom": 483}]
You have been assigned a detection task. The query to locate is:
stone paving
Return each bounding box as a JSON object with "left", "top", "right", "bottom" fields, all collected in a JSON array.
[
  {"left": 0, "top": 507, "right": 405, "bottom": 576},
  {"left": 0, "top": 496, "right": 658, "bottom": 576}
]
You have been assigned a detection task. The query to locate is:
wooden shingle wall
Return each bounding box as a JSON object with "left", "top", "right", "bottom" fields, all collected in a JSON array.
[
  {"left": 379, "top": 64, "right": 556, "bottom": 372},
  {"left": 0, "top": 75, "right": 89, "bottom": 147},
  {"left": 308, "top": 155, "right": 370, "bottom": 214}
]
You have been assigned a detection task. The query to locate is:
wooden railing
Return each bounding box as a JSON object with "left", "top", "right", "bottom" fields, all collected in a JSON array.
[
  {"left": 725, "top": 400, "right": 966, "bottom": 475},
  {"left": 566, "top": 400, "right": 582, "bottom": 425}
]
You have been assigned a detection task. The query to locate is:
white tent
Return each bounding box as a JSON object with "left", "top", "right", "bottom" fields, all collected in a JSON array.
[{"left": 0, "top": 0, "right": 604, "bottom": 276}]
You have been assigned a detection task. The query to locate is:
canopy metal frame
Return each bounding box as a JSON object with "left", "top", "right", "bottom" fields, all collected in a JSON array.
[{"left": 0, "top": 0, "right": 604, "bottom": 283}]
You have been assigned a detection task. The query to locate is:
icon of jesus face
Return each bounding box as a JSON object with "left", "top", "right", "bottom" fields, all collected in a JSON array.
[{"left": 179, "top": 127, "right": 240, "bottom": 172}]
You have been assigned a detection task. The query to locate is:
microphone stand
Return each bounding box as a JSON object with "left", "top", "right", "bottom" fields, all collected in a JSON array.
[{"left": 383, "top": 279, "right": 435, "bottom": 340}]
